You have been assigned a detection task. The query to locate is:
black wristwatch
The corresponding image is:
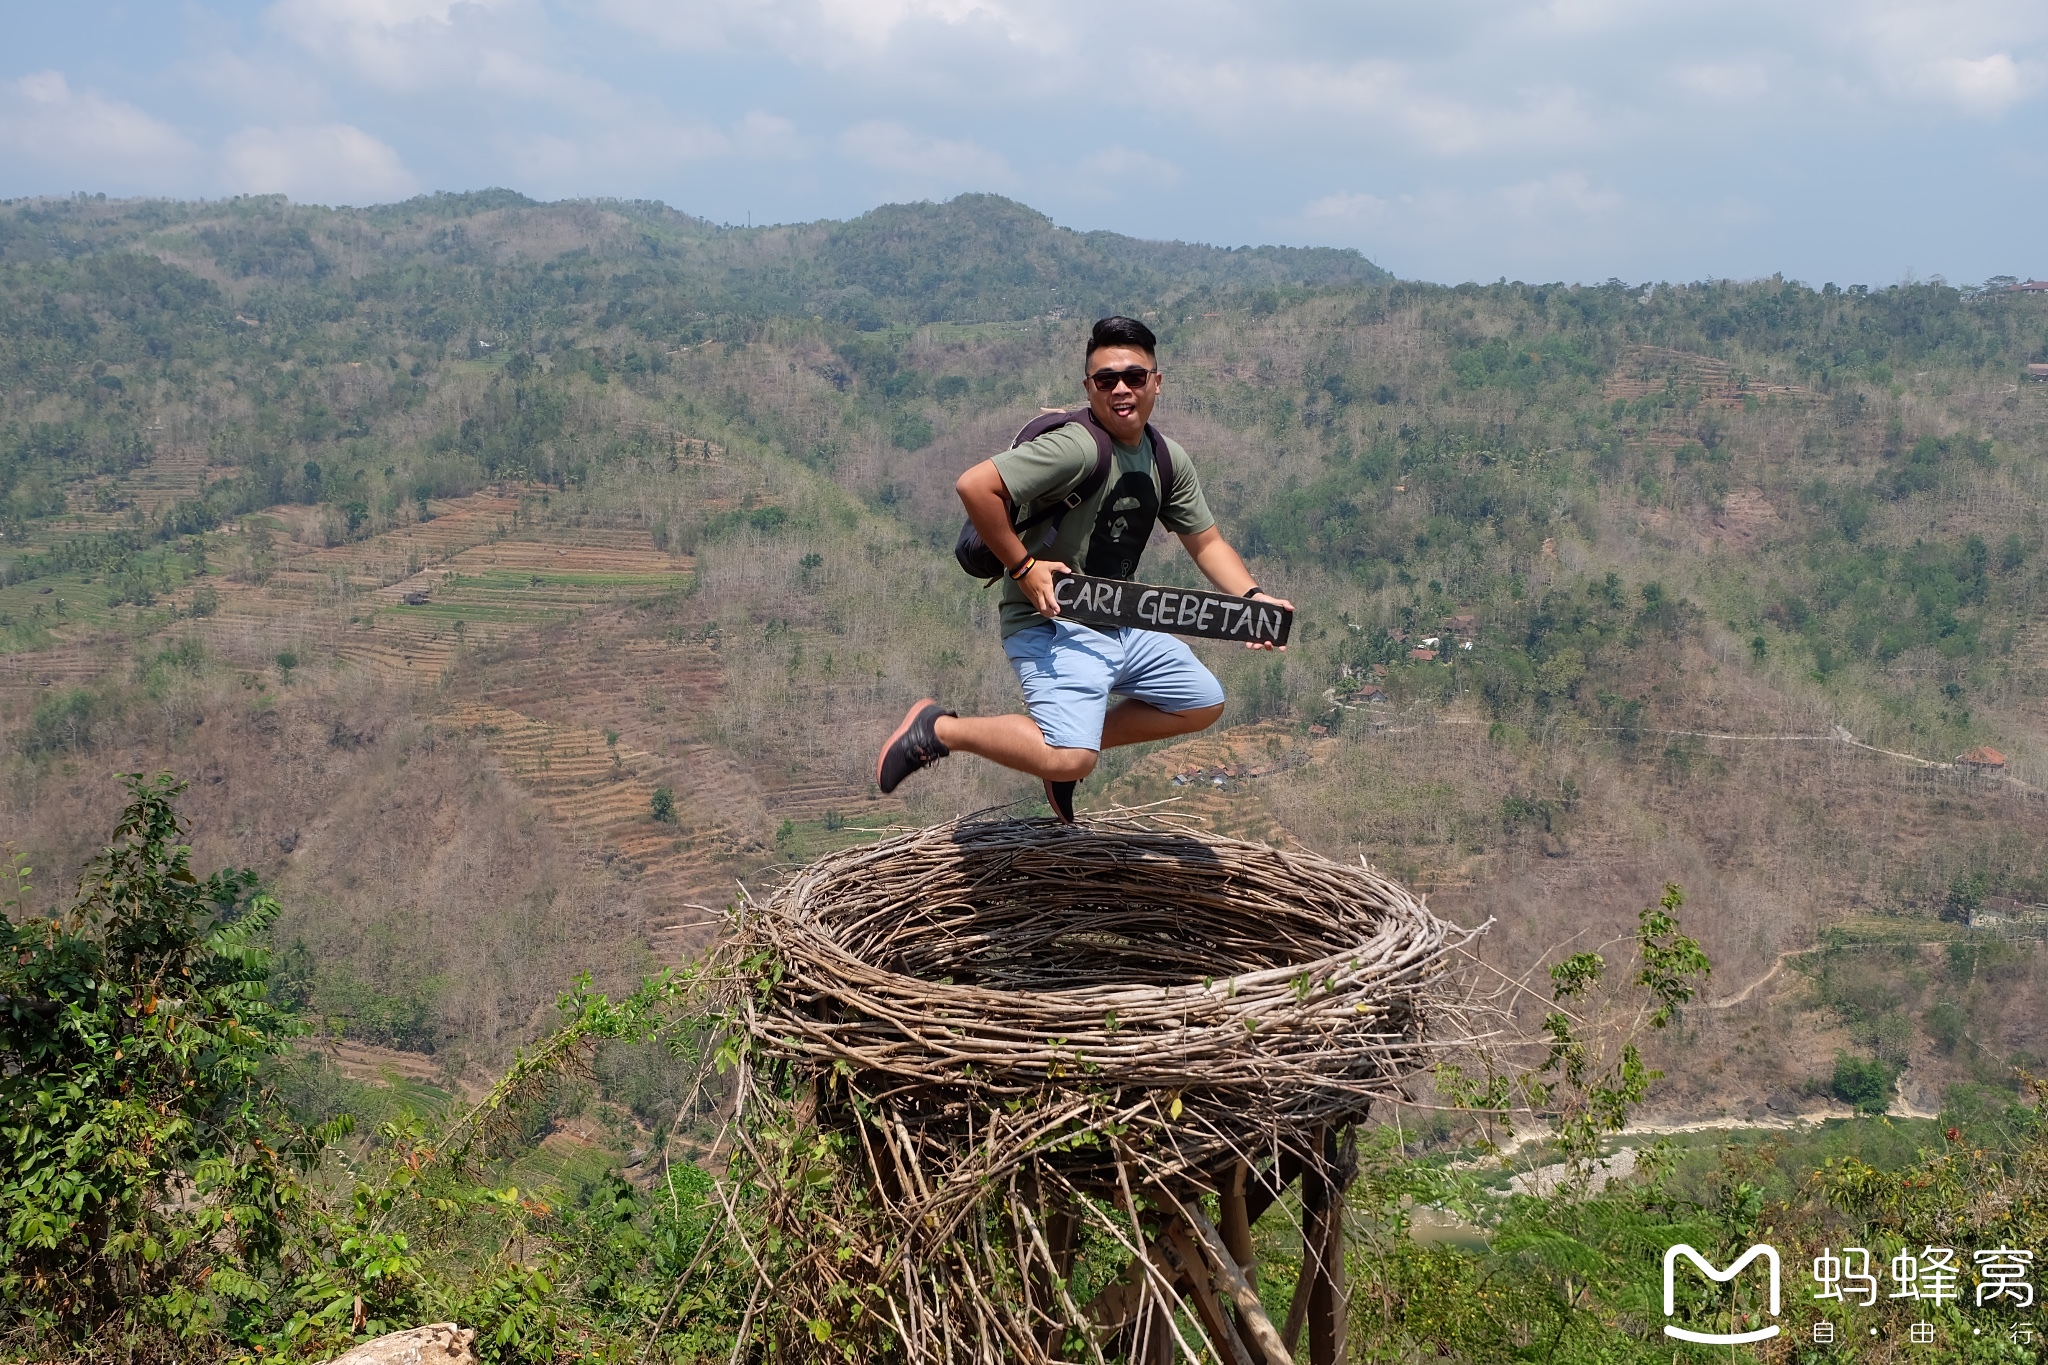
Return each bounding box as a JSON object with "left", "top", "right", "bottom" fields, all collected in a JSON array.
[{"left": 1243, "top": 585, "right": 1264, "bottom": 599}]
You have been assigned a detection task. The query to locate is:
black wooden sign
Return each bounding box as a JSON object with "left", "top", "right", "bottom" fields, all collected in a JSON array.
[{"left": 1051, "top": 572, "right": 1292, "bottom": 646}]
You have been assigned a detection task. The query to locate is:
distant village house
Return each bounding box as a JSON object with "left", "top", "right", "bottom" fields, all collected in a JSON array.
[
  {"left": 1957, "top": 746, "right": 2007, "bottom": 772},
  {"left": 1969, "top": 897, "right": 2048, "bottom": 933}
]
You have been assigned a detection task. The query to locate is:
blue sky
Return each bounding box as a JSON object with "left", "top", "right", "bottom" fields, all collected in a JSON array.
[{"left": 1, "top": 0, "right": 2041, "bottom": 285}]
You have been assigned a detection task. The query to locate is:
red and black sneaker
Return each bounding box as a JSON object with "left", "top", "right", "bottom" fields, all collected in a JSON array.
[
  {"left": 1043, "top": 778, "right": 1077, "bottom": 825},
  {"left": 877, "top": 699, "right": 955, "bottom": 794}
]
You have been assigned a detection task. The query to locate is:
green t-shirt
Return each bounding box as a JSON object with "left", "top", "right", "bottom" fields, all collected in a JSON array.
[{"left": 989, "top": 425, "right": 1215, "bottom": 638}]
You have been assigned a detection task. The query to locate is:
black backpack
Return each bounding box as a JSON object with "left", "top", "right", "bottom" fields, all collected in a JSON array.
[{"left": 954, "top": 407, "right": 1173, "bottom": 579}]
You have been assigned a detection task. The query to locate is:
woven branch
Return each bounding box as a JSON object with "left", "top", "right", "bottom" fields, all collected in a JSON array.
[{"left": 708, "top": 812, "right": 1479, "bottom": 1362}]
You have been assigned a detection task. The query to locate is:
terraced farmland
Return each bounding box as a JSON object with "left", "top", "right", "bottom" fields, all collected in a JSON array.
[
  {"left": 435, "top": 701, "right": 760, "bottom": 958},
  {"left": 149, "top": 493, "right": 690, "bottom": 683},
  {"left": 56, "top": 443, "right": 235, "bottom": 536},
  {"left": 2, "top": 484, "right": 788, "bottom": 963},
  {"left": 1602, "top": 344, "right": 1814, "bottom": 409}
]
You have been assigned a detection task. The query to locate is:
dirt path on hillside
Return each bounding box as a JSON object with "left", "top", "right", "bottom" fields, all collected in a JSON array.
[{"left": 1707, "top": 947, "right": 1814, "bottom": 1009}]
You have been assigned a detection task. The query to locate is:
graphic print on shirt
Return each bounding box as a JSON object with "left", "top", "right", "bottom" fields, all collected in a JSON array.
[{"left": 1082, "top": 469, "right": 1161, "bottom": 580}]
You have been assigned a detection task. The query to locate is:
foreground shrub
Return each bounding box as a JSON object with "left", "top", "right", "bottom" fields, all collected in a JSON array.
[{"left": 0, "top": 773, "right": 307, "bottom": 1356}]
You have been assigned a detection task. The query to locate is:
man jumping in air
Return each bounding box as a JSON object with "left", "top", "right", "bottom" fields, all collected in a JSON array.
[{"left": 875, "top": 315, "right": 1289, "bottom": 822}]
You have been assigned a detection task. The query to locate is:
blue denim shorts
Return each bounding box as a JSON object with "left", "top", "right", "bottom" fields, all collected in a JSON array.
[{"left": 1002, "top": 621, "right": 1225, "bottom": 751}]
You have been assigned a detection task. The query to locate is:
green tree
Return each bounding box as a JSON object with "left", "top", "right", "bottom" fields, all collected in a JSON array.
[
  {"left": 1830, "top": 1052, "right": 1899, "bottom": 1115},
  {"left": 0, "top": 773, "right": 306, "bottom": 1352}
]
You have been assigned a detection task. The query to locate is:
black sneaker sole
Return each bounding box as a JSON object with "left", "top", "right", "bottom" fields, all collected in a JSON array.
[
  {"left": 877, "top": 698, "right": 942, "bottom": 794},
  {"left": 1043, "top": 778, "right": 1076, "bottom": 824}
]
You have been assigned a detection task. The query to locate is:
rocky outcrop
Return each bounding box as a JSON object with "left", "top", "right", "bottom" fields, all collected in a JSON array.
[{"left": 320, "top": 1323, "right": 477, "bottom": 1365}]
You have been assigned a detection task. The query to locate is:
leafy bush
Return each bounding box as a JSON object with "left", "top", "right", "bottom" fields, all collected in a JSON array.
[
  {"left": 0, "top": 771, "right": 747, "bottom": 1362},
  {"left": 309, "top": 965, "right": 441, "bottom": 1051},
  {"left": 19, "top": 685, "right": 119, "bottom": 757},
  {"left": 890, "top": 410, "right": 934, "bottom": 451},
  {"left": 0, "top": 774, "right": 303, "bottom": 1353},
  {"left": 1831, "top": 1051, "right": 1900, "bottom": 1115}
]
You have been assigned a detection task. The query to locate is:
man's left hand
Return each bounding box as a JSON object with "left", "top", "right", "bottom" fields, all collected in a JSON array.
[{"left": 1245, "top": 591, "right": 1293, "bottom": 650}]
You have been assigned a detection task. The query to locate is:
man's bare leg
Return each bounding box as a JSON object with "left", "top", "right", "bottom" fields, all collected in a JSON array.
[
  {"left": 1101, "top": 698, "right": 1224, "bottom": 750},
  {"left": 934, "top": 714, "right": 1096, "bottom": 782},
  {"left": 936, "top": 699, "right": 1223, "bottom": 783}
]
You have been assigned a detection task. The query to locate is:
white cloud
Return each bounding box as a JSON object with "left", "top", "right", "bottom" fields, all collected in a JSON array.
[
  {"left": 498, "top": 109, "right": 808, "bottom": 197},
  {"left": 1145, "top": 55, "right": 1608, "bottom": 158},
  {"left": 221, "top": 123, "right": 419, "bottom": 203},
  {"left": 1499, "top": 170, "right": 1624, "bottom": 221},
  {"left": 1715, "top": 194, "right": 1766, "bottom": 226},
  {"left": 1076, "top": 148, "right": 1181, "bottom": 191},
  {"left": 262, "top": 0, "right": 765, "bottom": 153},
  {"left": 507, "top": 119, "right": 729, "bottom": 186},
  {"left": 1830, "top": 0, "right": 2046, "bottom": 114},
  {"left": 735, "top": 112, "right": 806, "bottom": 159},
  {"left": 592, "top": 0, "right": 1061, "bottom": 64},
  {"left": 839, "top": 120, "right": 1012, "bottom": 189},
  {"left": 0, "top": 71, "right": 197, "bottom": 187},
  {"left": 1300, "top": 171, "right": 1638, "bottom": 278},
  {"left": 1303, "top": 190, "right": 1390, "bottom": 224},
  {"left": 1675, "top": 61, "right": 1770, "bottom": 103},
  {"left": 264, "top": 0, "right": 525, "bottom": 90},
  {"left": 1924, "top": 52, "right": 2034, "bottom": 111},
  {"left": 175, "top": 46, "right": 335, "bottom": 122}
]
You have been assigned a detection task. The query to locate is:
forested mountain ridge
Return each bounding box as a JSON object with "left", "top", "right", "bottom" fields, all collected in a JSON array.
[
  {"left": 4, "top": 190, "right": 2048, "bottom": 1134},
  {"left": 0, "top": 188, "right": 1385, "bottom": 336}
]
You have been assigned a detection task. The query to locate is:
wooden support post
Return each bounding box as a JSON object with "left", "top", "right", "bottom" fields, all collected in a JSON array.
[
  {"left": 1283, "top": 1128, "right": 1329, "bottom": 1356},
  {"left": 1307, "top": 1181, "right": 1345, "bottom": 1365},
  {"left": 1026, "top": 1183, "right": 1078, "bottom": 1356},
  {"left": 1245, "top": 1148, "right": 1304, "bottom": 1226},
  {"left": 1136, "top": 1299, "right": 1173, "bottom": 1365},
  {"left": 1219, "top": 1161, "right": 1262, "bottom": 1361},
  {"left": 1082, "top": 1255, "right": 1149, "bottom": 1339},
  {"left": 1161, "top": 1222, "right": 1255, "bottom": 1365},
  {"left": 1281, "top": 1208, "right": 1318, "bottom": 1352},
  {"left": 1049, "top": 1207, "right": 1077, "bottom": 1279},
  {"left": 1309, "top": 1127, "right": 1349, "bottom": 1365},
  {"left": 1148, "top": 1182, "right": 1290, "bottom": 1365},
  {"left": 1177, "top": 1207, "right": 1294, "bottom": 1365}
]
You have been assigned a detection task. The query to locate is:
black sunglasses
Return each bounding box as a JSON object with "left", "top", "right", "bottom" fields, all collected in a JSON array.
[{"left": 1088, "top": 366, "right": 1156, "bottom": 393}]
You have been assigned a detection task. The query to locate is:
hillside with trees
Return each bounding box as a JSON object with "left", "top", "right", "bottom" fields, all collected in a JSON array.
[{"left": 4, "top": 189, "right": 2048, "bottom": 1358}]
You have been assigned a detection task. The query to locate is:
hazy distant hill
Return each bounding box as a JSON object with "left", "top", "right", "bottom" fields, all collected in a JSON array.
[
  {"left": 0, "top": 189, "right": 1387, "bottom": 328},
  {"left": 806, "top": 193, "right": 1391, "bottom": 324}
]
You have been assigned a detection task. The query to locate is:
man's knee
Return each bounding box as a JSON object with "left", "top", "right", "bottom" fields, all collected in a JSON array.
[
  {"left": 1174, "top": 702, "right": 1225, "bottom": 733},
  {"left": 1044, "top": 747, "right": 1098, "bottom": 781}
]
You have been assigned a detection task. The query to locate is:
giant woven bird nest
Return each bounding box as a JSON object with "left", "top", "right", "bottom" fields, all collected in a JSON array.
[{"left": 705, "top": 813, "right": 1477, "bottom": 1362}]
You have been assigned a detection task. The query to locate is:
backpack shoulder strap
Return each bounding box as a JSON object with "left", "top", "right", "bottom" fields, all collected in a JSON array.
[
  {"left": 1009, "top": 408, "right": 1082, "bottom": 449},
  {"left": 1007, "top": 409, "right": 1112, "bottom": 530},
  {"left": 1146, "top": 424, "right": 1178, "bottom": 502}
]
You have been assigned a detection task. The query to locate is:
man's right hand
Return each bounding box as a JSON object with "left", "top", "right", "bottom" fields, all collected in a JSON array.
[{"left": 1022, "top": 560, "right": 1071, "bottom": 619}]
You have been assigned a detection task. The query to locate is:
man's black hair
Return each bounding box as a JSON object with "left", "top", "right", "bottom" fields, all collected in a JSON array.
[{"left": 1087, "top": 315, "right": 1157, "bottom": 361}]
